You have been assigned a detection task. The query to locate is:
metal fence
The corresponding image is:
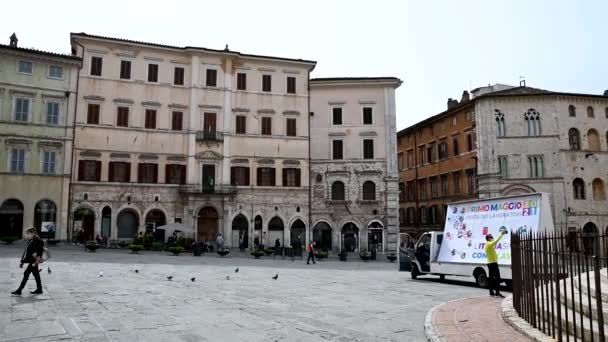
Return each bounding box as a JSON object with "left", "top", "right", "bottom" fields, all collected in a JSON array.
[{"left": 512, "top": 232, "right": 607, "bottom": 342}]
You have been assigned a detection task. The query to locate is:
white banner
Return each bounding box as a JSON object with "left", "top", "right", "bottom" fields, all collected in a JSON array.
[{"left": 437, "top": 194, "right": 541, "bottom": 265}]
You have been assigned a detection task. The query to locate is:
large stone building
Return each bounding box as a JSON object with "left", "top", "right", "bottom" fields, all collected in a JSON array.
[
  {"left": 473, "top": 84, "right": 608, "bottom": 252},
  {"left": 396, "top": 92, "right": 478, "bottom": 239},
  {"left": 0, "top": 34, "right": 81, "bottom": 240},
  {"left": 310, "top": 77, "right": 401, "bottom": 253},
  {"left": 69, "top": 33, "right": 315, "bottom": 248}
]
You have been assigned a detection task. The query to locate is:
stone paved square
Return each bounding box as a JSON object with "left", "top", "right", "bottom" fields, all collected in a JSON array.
[{"left": 1, "top": 246, "right": 485, "bottom": 341}]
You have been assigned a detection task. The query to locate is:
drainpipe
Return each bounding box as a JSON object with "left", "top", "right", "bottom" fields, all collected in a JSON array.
[
  {"left": 307, "top": 70, "right": 312, "bottom": 247},
  {"left": 66, "top": 40, "right": 84, "bottom": 243}
]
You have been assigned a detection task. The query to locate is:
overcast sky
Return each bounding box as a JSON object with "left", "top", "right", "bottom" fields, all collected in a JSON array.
[{"left": 2, "top": 0, "right": 607, "bottom": 130}]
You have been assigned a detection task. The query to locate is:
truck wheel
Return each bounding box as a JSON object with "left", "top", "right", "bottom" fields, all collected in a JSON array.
[
  {"left": 475, "top": 269, "right": 488, "bottom": 288},
  {"left": 439, "top": 274, "right": 445, "bottom": 281},
  {"left": 411, "top": 264, "right": 419, "bottom": 279}
]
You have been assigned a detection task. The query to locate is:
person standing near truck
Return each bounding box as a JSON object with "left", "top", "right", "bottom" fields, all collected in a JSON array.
[{"left": 485, "top": 229, "right": 507, "bottom": 297}]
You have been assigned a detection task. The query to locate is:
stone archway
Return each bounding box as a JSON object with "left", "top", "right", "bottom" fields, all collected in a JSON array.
[
  {"left": 197, "top": 207, "right": 219, "bottom": 242},
  {"left": 101, "top": 207, "right": 112, "bottom": 239},
  {"left": 268, "top": 216, "right": 284, "bottom": 248},
  {"left": 117, "top": 209, "right": 139, "bottom": 240},
  {"left": 582, "top": 222, "right": 599, "bottom": 256},
  {"left": 74, "top": 207, "right": 95, "bottom": 242},
  {"left": 313, "top": 222, "right": 332, "bottom": 251},
  {"left": 367, "top": 221, "right": 384, "bottom": 252},
  {"left": 232, "top": 214, "right": 248, "bottom": 249},
  {"left": 34, "top": 200, "right": 57, "bottom": 238},
  {"left": 0, "top": 199, "right": 24, "bottom": 238},
  {"left": 145, "top": 210, "right": 166, "bottom": 231},
  {"left": 290, "top": 219, "right": 306, "bottom": 249},
  {"left": 341, "top": 222, "right": 359, "bottom": 252}
]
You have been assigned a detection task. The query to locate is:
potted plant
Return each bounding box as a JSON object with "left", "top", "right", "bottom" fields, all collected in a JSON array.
[
  {"left": 168, "top": 246, "right": 185, "bottom": 256},
  {"left": 387, "top": 253, "right": 397, "bottom": 263},
  {"left": 263, "top": 249, "right": 274, "bottom": 256},
  {"left": 128, "top": 244, "right": 144, "bottom": 254},
  {"left": 118, "top": 240, "right": 130, "bottom": 248},
  {"left": 338, "top": 250, "right": 348, "bottom": 262},
  {"left": 359, "top": 250, "right": 371, "bottom": 261},
  {"left": 85, "top": 241, "right": 100, "bottom": 252},
  {"left": 251, "top": 250, "right": 265, "bottom": 259},
  {"left": 314, "top": 250, "right": 328, "bottom": 259},
  {"left": 0, "top": 236, "right": 19, "bottom": 245},
  {"left": 217, "top": 248, "right": 230, "bottom": 257}
]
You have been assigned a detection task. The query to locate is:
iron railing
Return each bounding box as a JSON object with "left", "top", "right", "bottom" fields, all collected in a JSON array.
[
  {"left": 178, "top": 184, "right": 237, "bottom": 194},
  {"left": 195, "top": 130, "right": 223, "bottom": 142},
  {"left": 512, "top": 232, "right": 607, "bottom": 341}
]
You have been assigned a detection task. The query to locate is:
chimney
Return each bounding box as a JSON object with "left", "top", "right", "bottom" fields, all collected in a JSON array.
[
  {"left": 9, "top": 33, "right": 18, "bottom": 47},
  {"left": 461, "top": 90, "right": 470, "bottom": 102},
  {"left": 447, "top": 98, "right": 459, "bottom": 109}
]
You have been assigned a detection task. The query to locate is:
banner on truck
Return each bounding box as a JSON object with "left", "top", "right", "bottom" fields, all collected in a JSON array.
[{"left": 437, "top": 194, "right": 541, "bottom": 265}]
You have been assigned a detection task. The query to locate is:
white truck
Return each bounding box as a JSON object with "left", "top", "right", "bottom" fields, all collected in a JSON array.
[{"left": 405, "top": 193, "right": 554, "bottom": 288}]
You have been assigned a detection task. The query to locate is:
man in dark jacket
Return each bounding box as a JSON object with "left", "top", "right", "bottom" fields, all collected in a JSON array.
[{"left": 12, "top": 227, "right": 44, "bottom": 295}]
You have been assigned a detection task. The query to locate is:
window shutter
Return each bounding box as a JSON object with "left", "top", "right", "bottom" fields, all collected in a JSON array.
[
  {"left": 78, "top": 160, "right": 84, "bottom": 180},
  {"left": 153, "top": 165, "right": 158, "bottom": 183},
  {"left": 165, "top": 164, "right": 171, "bottom": 184},
  {"left": 231, "top": 167, "right": 236, "bottom": 185},
  {"left": 270, "top": 168, "right": 276, "bottom": 186},
  {"left": 245, "top": 167, "right": 250, "bottom": 186},
  {"left": 295, "top": 169, "right": 301, "bottom": 187},
  {"left": 257, "top": 168, "right": 262, "bottom": 186},
  {"left": 180, "top": 166, "right": 186, "bottom": 184},
  {"left": 138, "top": 164, "right": 144, "bottom": 183},
  {"left": 109, "top": 162, "right": 115, "bottom": 182},
  {"left": 282, "top": 169, "right": 287, "bottom": 187},
  {"left": 95, "top": 161, "right": 101, "bottom": 181}
]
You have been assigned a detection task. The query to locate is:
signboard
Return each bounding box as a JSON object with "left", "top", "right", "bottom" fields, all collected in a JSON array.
[
  {"left": 41, "top": 222, "right": 55, "bottom": 233},
  {"left": 437, "top": 194, "right": 541, "bottom": 265}
]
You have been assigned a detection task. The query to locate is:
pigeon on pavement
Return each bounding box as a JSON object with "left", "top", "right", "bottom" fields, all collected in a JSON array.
[
  {"left": 191, "top": 277, "right": 196, "bottom": 282},
  {"left": 226, "top": 275, "right": 230, "bottom": 280},
  {"left": 234, "top": 268, "right": 239, "bottom": 273},
  {"left": 99, "top": 271, "right": 103, "bottom": 277},
  {"left": 47, "top": 267, "right": 51, "bottom": 274},
  {"left": 272, "top": 274, "right": 279, "bottom": 280},
  {"left": 135, "top": 269, "right": 139, "bottom": 273},
  {"left": 166, "top": 276, "right": 173, "bottom": 281}
]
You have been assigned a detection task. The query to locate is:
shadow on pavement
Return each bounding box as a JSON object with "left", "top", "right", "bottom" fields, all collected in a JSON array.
[{"left": 415, "top": 275, "right": 512, "bottom": 293}]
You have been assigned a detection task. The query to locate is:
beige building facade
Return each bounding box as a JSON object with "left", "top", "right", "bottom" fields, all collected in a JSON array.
[
  {"left": 309, "top": 78, "right": 401, "bottom": 253},
  {"left": 70, "top": 33, "right": 315, "bottom": 248},
  {"left": 0, "top": 35, "right": 81, "bottom": 240}
]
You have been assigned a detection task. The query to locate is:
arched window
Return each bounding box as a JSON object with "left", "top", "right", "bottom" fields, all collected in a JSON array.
[
  {"left": 34, "top": 200, "right": 56, "bottom": 235},
  {"left": 568, "top": 105, "right": 576, "bottom": 117},
  {"left": 399, "top": 208, "right": 405, "bottom": 225},
  {"left": 582, "top": 223, "right": 599, "bottom": 255},
  {"left": 406, "top": 207, "right": 416, "bottom": 224},
  {"left": 362, "top": 181, "right": 376, "bottom": 200},
  {"left": 592, "top": 178, "right": 606, "bottom": 200},
  {"left": 568, "top": 128, "right": 581, "bottom": 150},
  {"left": 331, "top": 181, "right": 345, "bottom": 200},
  {"left": 524, "top": 109, "right": 541, "bottom": 136},
  {"left": 419, "top": 206, "right": 428, "bottom": 224},
  {"left": 528, "top": 155, "right": 544, "bottom": 178},
  {"left": 587, "top": 106, "right": 594, "bottom": 118},
  {"left": 429, "top": 205, "right": 438, "bottom": 225},
  {"left": 588, "top": 129, "right": 601, "bottom": 151},
  {"left": 573, "top": 178, "right": 586, "bottom": 200},
  {"left": 495, "top": 110, "right": 505, "bottom": 137}
]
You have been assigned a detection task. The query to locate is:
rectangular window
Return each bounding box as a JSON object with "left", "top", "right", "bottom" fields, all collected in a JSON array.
[
  {"left": 117, "top": 107, "right": 129, "bottom": 127},
  {"left": 438, "top": 140, "right": 447, "bottom": 160},
  {"left": 466, "top": 169, "right": 477, "bottom": 194},
  {"left": 109, "top": 161, "right": 131, "bottom": 182},
  {"left": 407, "top": 181, "right": 415, "bottom": 201},
  {"left": 18, "top": 61, "right": 33, "bottom": 74},
  {"left": 453, "top": 172, "right": 461, "bottom": 194},
  {"left": 235, "top": 115, "right": 246, "bottom": 134},
  {"left": 15, "top": 97, "right": 30, "bottom": 122},
  {"left": 257, "top": 167, "right": 276, "bottom": 186},
  {"left": 286, "top": 76, "right": 296, "bottom": 94},
  {"left": 237, "top": 72, "right": 247, "bottom": 90},
  {"left": 46, "top": 102, "right": 60, "bottom": 125},
  {"left": 138, "top": 163, "right": 158, "bottom": 183},
  {"left": 87, "top": 104, "right": 100, "bottom": 124},
  {"left": 397, "top": 153, "right": 403, "bottom": 171},
  {"left": 418, "top": 179, "right": 427, "bottom": 200},
  {"left": 466, "top": 133, "right": 473, "bottom": 151},
  {"left": 332, "top": 107, "right": 342, "bottom": 125},
  {"left": 332, "top": 140, "right": 343, "bottom": 160},
  {"left": 407, "top": 150, "right": 414, "bottom": 168},
  {"left": 282, "top": 168, "right": 301, "bottom": 187},
  {"left": 147, "top": 64, "right": 158, "bottom": 82},
  {"left": 261, "top": 117, "right": 272, "bottom": 135},
  {"left": 399, "top": 182, "right": 405, "bottom": 201},
  {"left": 206, "top": 69, "right": 217, "bottom": 87},
  {"left": 120, "top": 60, "right": 131, "bottom": 79},
  {"left": 452, "top": 135, "right": 459, "bottom": 155},
  {"left": 528, "top": 156, "right": 544, "bottom": 178},
  {"left": 498, "top": 156, "right": 508, "bottom": 177},
  {"left": 145, "top": 109, "right": 157, "bottom": 129},
  {"left": 166, "top": 164, "right": 186, "bottom": 184},
  {"left": 441, "top": 174, "right": 448, "bottom": 196},
  {"left": 42, "top": 151, "right": 56, "bottom": 174},
  {"left": 171, "top": 111, "right": 183, "bottom": 131},
  {"left": 430, "top": 177, "right": 439, "bottom": 198},
  {"left": 230, "top": 166, "right": 250, "bottom": 186},
  {"left": 90, "top": 56, "right": 102, "bottom": 76},
  {"left": 286, "top": 118, "right": 297, "bottom": 137},
  {"left": 10, "top": 148, "right": 25, "bottom": 173},
  {"left": 49, "top": 65, "right": 63, "bottom": 79},
  {"left": 363, "top": 139, "right": 374, "bottom": 159},
  {"left": 363, "top": 107, "right": 373, "bottom": 124},
  {"left": 78, "top": 160, "right": 101, "bottom": 181},
  {"left": 427, "top": 143, "right": 436, "bottom": 163},
  {"left": 452, "top": 113, "right": 457, "bottom": 126},
  {"left": 262, "top": 74, "right": 272, "bottom": 92},
  {"left": 418, "top": 145, "right": 425, "bottom": 165},
  {"left": 203, "top": 112, "right": 217, "bottom": 132},
  {"left": 174, "top": 67, "right": 184, "bottom": 85}
]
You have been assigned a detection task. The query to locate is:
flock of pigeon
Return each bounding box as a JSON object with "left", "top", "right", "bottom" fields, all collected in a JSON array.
[{"left": 87, "top": 266, "right": 280, "bottom": 282}]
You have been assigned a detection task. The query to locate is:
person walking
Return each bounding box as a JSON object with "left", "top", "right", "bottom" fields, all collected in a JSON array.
[
  {"left": 216, "top": 234, "right": 224, "bottom": 251},
  {"left": 485, "top": 229, "right": 507, "bottom": 297},
  {"left": 306, "top": 241, "right": 316, "bottom": 265},
  {"left": 12, "top": 227, "right": 45, "bottom": 295}
]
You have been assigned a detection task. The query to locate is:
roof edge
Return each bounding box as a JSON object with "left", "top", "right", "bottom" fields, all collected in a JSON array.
[{"left": 311, "top": 77, "right": 402, "bottom": 88}]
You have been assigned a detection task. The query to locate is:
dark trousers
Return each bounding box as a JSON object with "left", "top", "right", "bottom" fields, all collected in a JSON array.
[
  {"left": 487, "top": 262, "right": 501, "bottom": 294},
  {"left": 18, "top": 263, "right": 42, "bottom": 291},
  {"left": 307, "top": 252, "right": 316, "bottom": 264}
]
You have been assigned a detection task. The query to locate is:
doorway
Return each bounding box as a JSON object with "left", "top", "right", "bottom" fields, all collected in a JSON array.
[
  {"left": 202, "top": 164, "right": 215, "bottom": 193},
  {"left": 197, "top": 207, "right": 219, "bottom": 241}
]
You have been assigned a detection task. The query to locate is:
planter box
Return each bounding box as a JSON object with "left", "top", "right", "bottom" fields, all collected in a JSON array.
[
  {"left": 86, "top": 244, "right": 100, "bottom": 252},
  {"left": 359, "top": 253, "right": 371, "bottom": 261},
  {"left": 217, "top": 250, "right": 230, "bottom": 257}
]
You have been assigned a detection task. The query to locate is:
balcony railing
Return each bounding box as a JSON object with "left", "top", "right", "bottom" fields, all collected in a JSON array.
[
  {"left": 196, "top": 130, "right": 223, "bottom": 142},
  {"left": 179, "top": 184, "right": 236, "bottom": 194}
]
